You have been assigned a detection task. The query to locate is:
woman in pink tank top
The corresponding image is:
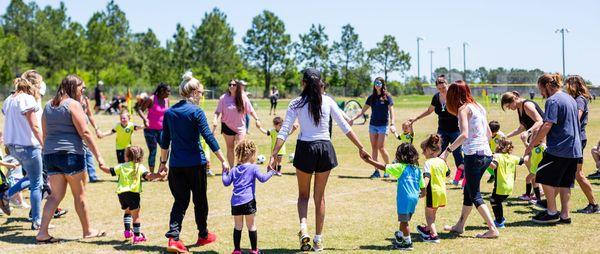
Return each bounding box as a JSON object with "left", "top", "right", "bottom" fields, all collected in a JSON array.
[{"left": 135, "top": 83, "right": 171, "bottom": 173}]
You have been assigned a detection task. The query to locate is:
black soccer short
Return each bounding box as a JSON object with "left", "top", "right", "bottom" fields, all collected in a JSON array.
[
  {"left": 118, "top": 191, "right": 141, "bottom": 210},
  {"left": 231, "top": 199, "right": 257, "bottom": 216},
  {"left": 221, "top": 122, "right": 238, "bottom": 136},
  {"left": 293, "top": 140, "right": 338, "bottom": 174},
  {"left": 535, "top": 152, "right": 579, "bottom": 188}
]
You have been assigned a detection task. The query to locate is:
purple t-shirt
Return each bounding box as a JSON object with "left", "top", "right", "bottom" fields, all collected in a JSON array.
[
  {"left": 222, "top": 163, "right": 274, "bottom": 206},
  {"left": 543, "top": 91, "right": 582, "bottom": 158}
]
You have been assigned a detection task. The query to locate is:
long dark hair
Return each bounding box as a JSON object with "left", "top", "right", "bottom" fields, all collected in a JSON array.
[
  {"left": 52, "top": 74, "right": 83, "bottom": 106},
  {"left": 395, "top": 143, "right": 419, "bottom": 165},
  {"left": 153, "top": 82, "right": 170, "bottom": 98},
  {"left": 372, "top": 77, "right": 389, "bottom": 102},
  {"left": 227, "top": 79, "right": 245, "bottom": 113},
  {"left": 294, "top": 70, "right": 324, "bottom": 126},
  {"left": 565, "top": 75, "right": 591, "bottom": 100}
]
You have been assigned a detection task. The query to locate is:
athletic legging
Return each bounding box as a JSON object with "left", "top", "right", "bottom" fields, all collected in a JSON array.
[{"left": 490, "top": 192, "right": 509, "bottom": 223}]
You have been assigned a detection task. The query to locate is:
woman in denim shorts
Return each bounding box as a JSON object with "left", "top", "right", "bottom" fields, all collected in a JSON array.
[
  {"left": 349, "top": 77, "right": 396, "bottom": 179},
  {"left": 35, "top": 75, "right": 109, "bottom": 244}
]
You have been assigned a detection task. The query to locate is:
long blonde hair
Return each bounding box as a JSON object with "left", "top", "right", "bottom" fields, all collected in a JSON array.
[
  {"left": 13, "top": 77, "right": 34, "bottom": 96},
  {"left": 125, "top": 146, "right": 144, "bottom": 176},
  {"left": 21, "top": 70, "right": 44, "bottom": 100}
]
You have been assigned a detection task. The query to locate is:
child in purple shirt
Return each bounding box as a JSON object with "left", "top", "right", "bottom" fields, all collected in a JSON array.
[{"left": 222, "top": 139, "right": 274, "bottom": 254}]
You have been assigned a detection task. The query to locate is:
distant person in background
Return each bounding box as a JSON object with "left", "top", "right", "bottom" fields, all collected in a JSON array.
[
  {"left": 269, "top": 86, "right": 279, "bottom": 115},
  {"left": 529, "top": 89, "right": 535, "bottom": 100},
  {"left": 135, "top": 83, "right": 171, "bottom": 174},
  {"left": 407, "top": 75, "right": 465, "bottom": 186},
  {"left": 564, "top": 75, "right": 599, "bottom": 214},
  {"left": 94, "top": 81, "right": 105, "bottom": 114},
  {"left": 349, "top": 77, "right": 396, "bottom": 179}
]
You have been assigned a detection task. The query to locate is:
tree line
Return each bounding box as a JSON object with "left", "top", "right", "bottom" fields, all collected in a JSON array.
[{"left": 1, "top": 0, "right": 557, "bottom": 98}]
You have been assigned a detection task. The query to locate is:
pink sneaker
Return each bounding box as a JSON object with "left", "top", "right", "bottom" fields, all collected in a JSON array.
[
  {"left": 518, "top": 194, "right": 531, "bottom": 201},
  {"left": 276, "top": 170, "right": 283, "bottom": 176},
  {"left": 133, "top": 233, "right": 147, "bottom": 244},
  {"left": 124, "top": 230, "right": 133, "bottom": 239},
  {"left": 232, "top": 250, "right": 243, "bottom": 254},
  {"left": 249, "top": 249, "right": 263, "bottom": 254}
]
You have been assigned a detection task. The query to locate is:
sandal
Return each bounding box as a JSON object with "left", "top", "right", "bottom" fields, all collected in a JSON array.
[
  {"left": 36, "top": 236, "right": 62, "bottom": 244},
  {"left": 475, "top": 230, "right": 499, "bottom": 239},
  {"left": 83, "top": 230, "right": 107, "bottom": 239}
]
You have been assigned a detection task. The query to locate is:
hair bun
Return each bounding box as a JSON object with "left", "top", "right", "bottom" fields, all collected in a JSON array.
[
  {"left": 182, "top": 71, "right": 193, "bottom": 82},
  {"left": 511, "top": 90, "right": 520, "bottom": 97}
]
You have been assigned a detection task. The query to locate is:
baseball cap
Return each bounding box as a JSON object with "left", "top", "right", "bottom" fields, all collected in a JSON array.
[{"left": 302, "top": 68, "right": 321, "bottom": 81}]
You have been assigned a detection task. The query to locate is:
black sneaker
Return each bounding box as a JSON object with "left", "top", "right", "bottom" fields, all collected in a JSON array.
[
  {"left": 558, "top": 217, "right": 572, "bottom": 224},
  {"left": 532, "top": 210, "right": 559, "bottom": 224},
  {"left": 576, "top": 203, "right": 600, "bottom": 214},
  {"left": 394, "top": 234, "right": 414, "bottom": 251},
  {"left": 587, "top": 170, "right": 600, "bottom": 179},
  {"left": 415, "top": 225, "right": 431, "bottom": 238}
]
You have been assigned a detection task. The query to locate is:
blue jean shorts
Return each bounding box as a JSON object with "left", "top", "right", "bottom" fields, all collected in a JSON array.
[
  {"left": 369, "top": 125, "right": 388, "bottom": 134},
  {"left": 44, "top": 152, "right": 86, "bottom": 176}
]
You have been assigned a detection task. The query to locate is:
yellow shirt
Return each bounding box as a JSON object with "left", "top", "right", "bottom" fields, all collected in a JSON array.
[
  {"left": 493, "top": 153, "right": 524, "bottom": 196},
  {"left": 423, "top": 158, "right": 450, "bottom": 207},
  {"left": 489, "top": 131, "right": 505, "bottom": 153},
  {"left": 111, "top": 162, "right": 148, "bottom": 194},
  {"left": 268, "top": 129, "right": 286, "bottom": 155},
  {"left": 114, "top": 122, "right": 138, "bottom": 150}
]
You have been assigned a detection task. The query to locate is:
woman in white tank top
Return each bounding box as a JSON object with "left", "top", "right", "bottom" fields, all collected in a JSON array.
[{"left": 439, "top": 81, "right": 499, "bottom": 239}]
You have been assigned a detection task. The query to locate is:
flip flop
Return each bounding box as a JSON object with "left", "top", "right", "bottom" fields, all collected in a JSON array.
[
  {"left": 83, "top": 231, "right": 106, "bottom": 239},
  {"left": 475, "top": 231, "right": 499, "bottom": 239},
  {"left": 443, "top": 225, "right": 464, "bottom": 235},
  {"left": 36, "top": 236, "right": 62, "bottom": 244}
]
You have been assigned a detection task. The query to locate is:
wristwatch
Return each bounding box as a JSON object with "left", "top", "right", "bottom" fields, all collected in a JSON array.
[{"left": 446, "top": 146, "right": 453, "bottom": 153}]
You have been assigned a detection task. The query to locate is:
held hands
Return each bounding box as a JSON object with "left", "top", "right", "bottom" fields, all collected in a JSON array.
[
  {"left": 158, "top": 163, "right": 169, "bottom": 175},
  {"left": 267, "top": 155, "right": 278, "bottom": 172},
  {"left": 348, "top": 119, "right": 355, "bottom": 126},
  {"left": 389, "top": 125, "right": 397, "bottom": 135},
  {"left": 359, "top": 148, "right": 371, "bottom": 162},
  {"left": 95, "top": 129, "right": 102, "bottom": 139},
  {"left": 97, "top": 157, "right": 110, "bottom": 173},
  {"left": 221, "top": 161, "right": 230, "bottom": 173},
  {"left": 142, "top": 118, "right": 149, "bottom": 128},
  {"left": 420, "top": 189, "right": 427, "bottom": 198}
]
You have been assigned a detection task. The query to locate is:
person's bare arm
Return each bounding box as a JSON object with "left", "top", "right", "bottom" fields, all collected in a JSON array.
[
  {"left": 524, "top": 122, "right": 552, "bottom": 157},
  {"left": 24, "top": 111, "right": 43, "bottom": 147},
  {"left": 408, "top": 105, "right": 434, "bottom": 124},
  {"left": 349, "top": 104, "right": 370, "bottom": 125},
  {"left": 506, "top": 124, "right": 526, "bottom": 138},
  {"left": 388, "top": 103, "right": 396, "bottom": 132},
  {"left": 523, "top": 102, "right": 544, "bottom": 135},
  {"left": 440, "top": 106, "right": 469, "bottom": 160},
  {"left": 136, "top": 98, "right": 151, "bottom": 127}
]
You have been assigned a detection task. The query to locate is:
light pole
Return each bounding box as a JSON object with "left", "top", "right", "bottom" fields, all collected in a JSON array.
[
  {"left": 428, "top": 50, "right": 434, "bottom": 83},
  {"left": 555, "top": 28, "right": 569, "bottom": 77},
  {"left": 447, "top": 46, "right": 452, "bottom": 82},
  {"left": 463, "top": 42, "right": 469, "bottom": 82},
  {"left": 417, "top": 37, "right": 424, "bottom": 81}
]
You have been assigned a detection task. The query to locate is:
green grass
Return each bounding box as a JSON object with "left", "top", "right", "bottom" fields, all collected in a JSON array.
[{"left": 1, "top": 96, "right": 599, "bottom": 253}]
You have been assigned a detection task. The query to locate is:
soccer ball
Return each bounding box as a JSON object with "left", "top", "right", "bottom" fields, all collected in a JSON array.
[
  {"left": 257, "top": 155, "right": 266, "bottom": 164},
  {"left": 288, "top": 153, "right": 295, "bottom": 163}
]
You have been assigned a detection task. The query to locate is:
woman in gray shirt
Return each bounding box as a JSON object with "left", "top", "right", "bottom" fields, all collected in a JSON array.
[{"left": 36, "top": 75, "right": 109, "bottom": 244}]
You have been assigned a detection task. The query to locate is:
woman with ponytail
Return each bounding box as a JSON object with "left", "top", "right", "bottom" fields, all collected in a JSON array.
[
  {"left": 268, "top": 68, "right": 369, "bottom": 252},
  {"left": 500, "top": 91, "right": 545, "bottom": 203},
  {"left": 213, "top": 80, "right": 262, "bottom": 167},
  {"left": 158, "top": 72, "right": 229, "bottom": 253},
  {"left": 526, "top": 73, "right": 582, "bottom": 224},
  {"left": 564, "top": 75, "right": 599, "bottom": 214}
]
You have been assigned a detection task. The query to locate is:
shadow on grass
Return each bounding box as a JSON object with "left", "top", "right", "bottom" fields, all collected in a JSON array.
[
  {"left": 0, "top": 232, "right": 76, "bottom": 245},
  {"left": 82, "top": 239, "right": 167, "bottom": 252},
  {"left": 505, "top": 220, "right": 554, "bottom": 228},
  {"left": 260, "top": 248, "right": 307, "bottom": 253},
  {"left": 282, "top": 172, "right": 296, "bottom": 176},
  {"left": 337, "top": 175, "right": 371, "bottom": 180},
  {"left": 359, "top": 244, "right": 396, "bottom": 251},
  {"left": 3, "top": 216, "right": 31, "bottom": 224}
]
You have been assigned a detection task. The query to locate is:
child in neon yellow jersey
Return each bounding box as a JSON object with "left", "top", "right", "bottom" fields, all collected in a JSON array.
[
  {"left": 487, "top": 139, "right": 528, "bottom": 228},
  {"left": 415, "top": 134, "right": 450, "bottom": 243},
  {"left": 258, "top": 116, "right": 298, "bottom": 176},
  {"left": 99, "top": 112, "right": 143, "bottom": 163},
  {"left": 99, "top": 146, "right": 163, "bottom": 244},
  {"left": 392, "top": 122, "right": 414, "bottom": 144}
]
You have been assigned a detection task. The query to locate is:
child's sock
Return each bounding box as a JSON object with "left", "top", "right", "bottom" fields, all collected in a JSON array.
[
  {"left": 403, "top": 235, "right": 411, "bottom": 243},
  {"left": 526, "top": 183, "right": 532, "bottom": 196},
  {"left": 491, "top": 203, "right": 503, "bottom": 222},
  {"left": 533, "top": 187, "right": 541, "bottom": 200},
  {"left": 300, "top": 222, "right": 307, "bottom": 231},
  {"left": 133, "top": 223, "right": 141, "bottom": 236},
  {"left": 123, "top": 214, "right": 132, "bottom": 231},
  {"left": 233, "top": 229, "right": 242, "bottom": 250},
  {"left": 277, "top": 165, "right": 282, "bottom": 172},
  {"left": 314, "top": 234, "right": 322, "bottom": 242},
  {"left": 249, "top": 230, "right": 257, "bottom": 250}
]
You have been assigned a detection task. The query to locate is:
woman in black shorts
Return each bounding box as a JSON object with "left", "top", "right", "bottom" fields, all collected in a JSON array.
[{"left": 268, "top": 68, "right": 369, "bottom": 251}]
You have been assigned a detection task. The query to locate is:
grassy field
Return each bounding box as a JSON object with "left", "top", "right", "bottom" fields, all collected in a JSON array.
[{"left": 1, "top": 95, "right": 600, "bottom": 253}]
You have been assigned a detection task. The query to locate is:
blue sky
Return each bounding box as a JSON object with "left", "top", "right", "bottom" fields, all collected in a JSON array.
[{"left": 1, "top": 0, "right": 599, "bottom": 84}]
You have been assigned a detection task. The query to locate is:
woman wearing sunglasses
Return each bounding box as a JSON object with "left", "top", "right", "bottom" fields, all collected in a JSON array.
[
  {"left": 213, "top": 80, "right": 262, "bottom": 167},
  {"left": 349, "top": 77, "right": 396, "bottom": 179}
]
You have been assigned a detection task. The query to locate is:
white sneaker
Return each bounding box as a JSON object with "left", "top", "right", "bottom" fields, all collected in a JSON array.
[
  {"left": 312, "top": 238, "right": 324, "bottom": 252},
  {"left": 10, "top": 200, "right": 30, "bottom": 209}
]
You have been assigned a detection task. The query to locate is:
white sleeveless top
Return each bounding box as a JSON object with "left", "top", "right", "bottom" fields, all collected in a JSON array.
[{"left": 461, "top": 103, "right": 492, "bottom": 156}]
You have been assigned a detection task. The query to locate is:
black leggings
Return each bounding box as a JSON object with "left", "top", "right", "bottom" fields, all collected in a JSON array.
[
  {"left": 270, "top": 98, "right": 277, "bottom": 111},
  {"left": 490, "top": 192, "right": 509, "bottom": 223},
  {"left": 165, "top": 165, "right": 209, "bottom": 240}
]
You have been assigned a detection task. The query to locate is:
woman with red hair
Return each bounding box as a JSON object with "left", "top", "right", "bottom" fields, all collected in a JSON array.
[{"left": 439, "top": 80, "right": 499, "bottom": 238}]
